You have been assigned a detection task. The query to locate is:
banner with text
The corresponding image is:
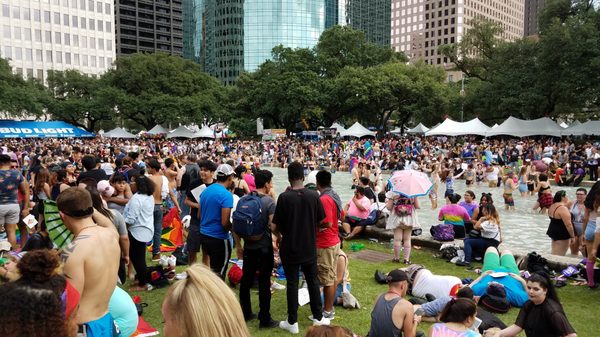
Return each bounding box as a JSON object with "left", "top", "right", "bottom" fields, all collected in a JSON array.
[{"left": 0, "top": 121, "right": 95, "bottom": 138}]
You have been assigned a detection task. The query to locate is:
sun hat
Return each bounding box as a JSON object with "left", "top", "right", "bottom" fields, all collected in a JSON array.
[{"left": 479, "top": 282, "right": 510, "bottom": 313}]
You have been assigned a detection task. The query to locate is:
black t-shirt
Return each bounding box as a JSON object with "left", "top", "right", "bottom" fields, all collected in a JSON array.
[
  {"left": 363, "top": 187, "right": 376, "bottom": 203},
  {"left": 186, "top": 179, "right": 213, "bottom": 227},
  {"left": 515, "top": 299, "right": 575, "bottom": 337},
  {"left": 243, "top": 193, "right": 276, "bottom": 251},
  {"left": 76, "top": 169, "right": 108, "bottom": 185},
  {"left": 273, "top": 187, "right": 325, "bottom": 264}
]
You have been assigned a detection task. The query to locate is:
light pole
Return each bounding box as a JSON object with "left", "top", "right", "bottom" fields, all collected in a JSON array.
[{"left": 460, "top": 76, "right": 466, "bottom": 122}]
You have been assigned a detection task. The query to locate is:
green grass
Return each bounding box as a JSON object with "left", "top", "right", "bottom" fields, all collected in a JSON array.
[{"left": 128, "top": 240, "right": 600, "bottom": 336}]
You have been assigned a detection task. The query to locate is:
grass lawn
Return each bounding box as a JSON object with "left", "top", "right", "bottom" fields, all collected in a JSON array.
[{"left": 128, "top": 239, "right": 600, "bottom": 336}]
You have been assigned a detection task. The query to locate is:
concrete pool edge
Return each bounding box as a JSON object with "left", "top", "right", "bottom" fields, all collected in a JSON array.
[{"left": 363, "top": 226, "right": 583, "bottom": 271}]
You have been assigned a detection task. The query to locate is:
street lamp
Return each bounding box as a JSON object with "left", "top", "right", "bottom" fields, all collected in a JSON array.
[{"left": 460, "top": 76, "right": 466, "bottom": 122}]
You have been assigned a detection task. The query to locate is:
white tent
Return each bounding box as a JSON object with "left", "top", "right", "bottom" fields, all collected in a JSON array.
[
  {"left": 103, "top": 127, "right": 136, "bottom": 138},
  {"left": 485, "top": 116, "right": 563, "bottom": 137},
  {"left": 329, "top": 122, "right": 346, "bottom": 133},
  {"left": 406, "top": 123, "right": 430, "bottom": 134},
  {"left": 559, "top": 122, "right": 569, "bottom": 128},
  {"left": 561, "top": 120, "right": 600, "bottom": 136},
  {"left": 425, "top": 118, "right": 490, "bottom": 136},
  {"left": 389, "top": 127, "right": 402, "bottom": 134},
  {"left": 339, "top": 122, "right": 376, "bottom": 138},
  {"left": 146, "top": 124, "right": 168, "bottom": 135},
  {"left": 167, "top": 125, "right": 197, "bottom": 139},
  {"left": 195, "top": 125, "right": 216, "bottom": 139}
]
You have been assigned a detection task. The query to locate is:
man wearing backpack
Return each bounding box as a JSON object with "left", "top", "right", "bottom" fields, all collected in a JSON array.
[
  {"left": 274, "top": 161, "right": 329, "bottom": 334},
  {"left": 235, "top": 169, "right": 279, "bottom": 329}
]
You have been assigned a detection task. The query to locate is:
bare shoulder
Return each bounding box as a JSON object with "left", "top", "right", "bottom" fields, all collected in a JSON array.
[{"left": 60, "top": 234, "right": 93, "bottom": 264}]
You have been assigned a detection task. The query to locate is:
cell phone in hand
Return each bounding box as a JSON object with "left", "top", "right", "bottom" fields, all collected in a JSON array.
[
  {"left": 414, "top": 307, "right": 425, "bottom": 316},
  {"left": 470, "top": 317, "right": 482, "bottom": 331}
]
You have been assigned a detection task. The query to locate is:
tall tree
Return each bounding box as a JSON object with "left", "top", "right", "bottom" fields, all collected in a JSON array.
[{"left": 0, "top": 57, "right": 47, "bottom": 118}]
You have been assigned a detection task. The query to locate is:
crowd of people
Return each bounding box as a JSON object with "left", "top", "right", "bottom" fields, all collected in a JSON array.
[{"left": 0, "top": 134, "right": 598, "bottom": 337}]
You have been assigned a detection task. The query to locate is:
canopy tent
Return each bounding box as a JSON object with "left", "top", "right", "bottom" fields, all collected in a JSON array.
[
  {"left": 561, "top": 120, "right": 600, "bottom": 136},
  {"left": 563, "top": 120, "right": 581, "bottom": 130},
  {"left": 406, "top": 123, "right": 430, "bottom": 134},
  {"left": 425, "top": 118, "right": 490, "bottom": 136},
  {"left": 194, "top": 125, "right": 216, "bottom": 139},
  {"left": 329, "top": 122, "right": 346, "bottom": 133},
  {"left": 339, "top": 122, "right": 376, "bottom": 138},
  {"left": 146, "top": 124, "right": 168, "bottom": 135},
  {"left": 0, "top": 121, "right": 94, "bottom": 138},
  {"left": 485, "top": 116, "right": 563, "bottom": 137},
  {"left": 103, "top": 127, "right": 136, "bottom": 138},
  {"left": 389, "top": 127, "right": 402, "bottom": 134},
  {"left": 166, "top": 125, "right": 196, "bottom": 139},
  {"left": 559, "top": 122, "right": 569, "bottom": 128}
]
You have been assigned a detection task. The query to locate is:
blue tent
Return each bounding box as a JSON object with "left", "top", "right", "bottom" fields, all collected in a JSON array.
[{"left": 0, "top": 121, "right": 95, "bottom": 138}]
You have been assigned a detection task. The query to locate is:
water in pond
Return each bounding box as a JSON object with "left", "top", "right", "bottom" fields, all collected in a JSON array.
[{"left": 267, "top": 167, "right": 585, "bottom": 255}]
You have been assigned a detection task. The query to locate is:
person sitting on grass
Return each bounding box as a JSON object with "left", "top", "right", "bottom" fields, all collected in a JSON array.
[
  {"left": 468, "top": 247, "right": 528, "bottom": 308},
  {"left": 484, "top": 273, "right": 577, "bottom": 337},
  {"left": 429, "top": 298, "right": 482, "bottom": 337},
  {"left": 342, "top": 186, "right": 372, "bottom": 239},
  {"left": 457, "top": 204, "right": 502, "bottom": 267}
]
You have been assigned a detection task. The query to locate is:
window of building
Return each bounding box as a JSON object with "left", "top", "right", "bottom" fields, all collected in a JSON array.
[
  {"left": 24, "top": 28, "right": 31, "bottom": 41},
  {"left": 72, "top": 16, "right": 78, "bottom": 27},
  {"left": 74, "top": 53, "right": 80, "bottom": 65},
  {"left": 14, "top": 27, "right": 21, "bottom": 40},
  {"left": 89, "top": 18, "right": 95, "bottom": 30},
  {"left": 44, "top": 10, "right": 50, "bottom": 23},
  {"left": 12, "top": 6, "right": 20, "bottom": 19},
  {"left": 2, "top": 25, "right": 10, "bottom": 38},
  {"left": 64, "top": 33, "right": 70, "bottom": 45},
  {"left": 36, "top": 49, "right": 42, "bottom": 61},
  {"left": 71, "top": 0, "right": 77, "bottom": 8},
  {"left": 98, "top": 38, "right": 104, "bottom": 49},
  {"left": 64, "top": 14, "right": 70, "bottom": 26},
  {"left": 81, "top": 17, "right": 86, "bottom": 29},
  {"left": 90, "top": 37, "right": 95, "bottom": 48},
  {"left": 3, "top": 46, "right": 11, "bottom": 59},
  {"left": 99, "top": 56, "right": 104, "bottom": 68},
  {"left": 96, "top": 1, "right": 102, "bottom": 13},
  {"left": 36, "top": 69, "right": 44, "bottom": 79},
  {"left": 15, "top": 47, "right": 22, "bottom": 60},
  {"left": 46, "top": 50, "right": 52, "bottom": 62},
  {"left": 45, "top": 30, "right": 52, "bottom": 42},
  {"left": 81, "top": 36, "right": 87, "bottom": 47},
  {"left": 105, "top": 21, "right": 111, "bottom": 32},
  {"left": 2, "top": 5, "right": 9, "bottom": 18},
  {"left": 25, "top": 49, "right": 32, "bottom": 61},
  {"left": 90, "top": 56, "right": 96, "bottom": 67},
  {"left": 33, "top": 9, "right": 41, "bottom": 21},
  {"left": 35, "top": 29, "right": 41, "bottom": 41},
  {"left": 65, "top": 52, "right": 71, "bottom": 64},
  {"left": 104, "top": 3, "right": 110, "bottom": 14},
  {"left": 54, "top": 12, "right": 60, "bottom": 24},
  {"left": 97, "top": 19, "right": 103, "bottom": 31},
  {"left": 88, "top": 0, "right": 94, "bottom": 11},
  {"left": 82, "top": 55, "right": 88, "bottom": 66},
  {"left": 55, "top": 32, "right": 61, "bottom": 43},
  {"left": 80, "top": 0, "right": 85, "bottom": 10},
  {"left": 106, "top": 39, "right": 112, "bottom": 50},
  {"left": 23, "top": 8, "right": 30, "bottom": 20},
  {"left": 73, "top": 34, "right": 79, "bottom": 46},
  {"left": 55, "top": 51, "right": 62, "bottom": 63}
]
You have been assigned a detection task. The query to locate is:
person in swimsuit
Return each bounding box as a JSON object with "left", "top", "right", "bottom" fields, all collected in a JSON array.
[
  {"left": 568, "top": 188, "right": 587, "bottom": 256},
  {"left": 517, "top": 166, "right": 528, "bottom": 197},
  {"left": 533, "top": 173, "right": 552, "bottom": 214},
  {"left": 526, "top": 162, "right": 538, "bottom": 197},
  {"left": 546, "top": 191, "right": 576, "bottom": 256},
  {"left": 503, "top": 172, "right": 517, "bottom": 211}
]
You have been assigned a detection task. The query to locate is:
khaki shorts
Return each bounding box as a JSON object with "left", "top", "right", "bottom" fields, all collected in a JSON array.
[
  {"left": 0, "top": 204, "right": 20, "bottom": 226},
  {"left": 488, "top": 180, "right": 497, "bottom": 188},
  {"left": 317, "top": 243, "right": 340, "bottom": 287}
]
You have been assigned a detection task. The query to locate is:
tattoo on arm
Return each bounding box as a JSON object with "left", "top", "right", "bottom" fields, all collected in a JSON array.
[{"left": 60, "top": 234, "right": 91, "bottom": 264}]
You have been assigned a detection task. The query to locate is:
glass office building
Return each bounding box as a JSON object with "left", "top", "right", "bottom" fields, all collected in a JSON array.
[
  {"left": 346, "top": 0, "right": 390, "bottom": 46},
  {"left": 188, "top": 0, "right": 383, "bottom": 84}
]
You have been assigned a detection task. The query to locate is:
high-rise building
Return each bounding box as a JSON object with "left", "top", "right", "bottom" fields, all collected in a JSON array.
[
  {"left": 524, "top": 0, "right": 545, "bottom": 36},
  {"left": 391, "top": 0, "right": 523, "bottom": 67},
  {"left": 188, "top": 0, "right": 387, "bottom": 84},
  {"left": 346, "top": 0, "right": 391, "bottom": 46},
  {"left": 114, "top": 0, "right": 183, "bottom": 56},
  {"left": 1, "top": 0, "right": 116, "bottom": 81}
]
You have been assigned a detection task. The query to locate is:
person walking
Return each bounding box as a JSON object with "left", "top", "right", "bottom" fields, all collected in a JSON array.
[
  {"left": 0, "top": 154, "right": 30, "bottom": 250},
  {"left": 274, "top": 161, "right": 330, "bottom": 334}
]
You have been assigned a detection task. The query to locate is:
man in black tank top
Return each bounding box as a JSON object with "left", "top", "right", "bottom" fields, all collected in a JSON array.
[{"left": 368, "top": 269, "right": 422, "bottom": 337}]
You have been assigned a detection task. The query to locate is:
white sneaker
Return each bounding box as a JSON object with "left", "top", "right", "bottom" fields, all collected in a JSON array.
[
  {"left": 159, "top": 255, "right": 169, "bottom": 267},
  {"left": 279, "top": 320, "right": 299, "bottom": 334},
  {"left": 271, "top": 281, "right": 286, "bottom": 291},
  {"left": 175, "top": 272, "right": 188, "bottom": 280},
  {"left": 312, "top": 316, "right": 330, "bottom": 326},
  {"left": 167, "top": 256, "right": 177, "bottom": 268}
]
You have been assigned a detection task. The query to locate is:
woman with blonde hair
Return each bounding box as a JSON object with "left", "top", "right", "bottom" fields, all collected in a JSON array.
[{"left": 162, "top": 264, "right": 251, "bottom": 337}]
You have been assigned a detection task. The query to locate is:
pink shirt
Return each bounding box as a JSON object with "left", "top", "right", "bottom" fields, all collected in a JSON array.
[
  {"left": 243, "top": 174, "right": 256, "bottom": 192},
  {"left": 347, "top": 195, "right": 371, "bottom": 219}
]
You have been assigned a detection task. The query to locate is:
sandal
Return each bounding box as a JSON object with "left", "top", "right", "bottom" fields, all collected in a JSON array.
[
  {"left": 403, "top": 260, "right": 412, "bottom": 265},
  {"left": 392, "top": 258, "right": 400, "bottom": 263}
]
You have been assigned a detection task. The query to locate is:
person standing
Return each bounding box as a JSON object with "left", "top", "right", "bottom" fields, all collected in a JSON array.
[
  {"left": 386, "top": 191, "right": 420, "bottom": 264},
  {"left": 238, "top": 169, "right": 279, "bottom": 328},
  {"left": 0, "top": 154, "right": 30, "bottom": 250},
  {"left": 199, "top": 164, "right": 234, "bottom": 279},
  {"left": 315, "top": 170, "right": 342, "bottom": 320},
  {"left": 147, "top": 158, "right": 179, "bottom": 261},
  {"left": 57, "top": 187, "right": 121, "bottom": 335},
  {"left": 274, "top": 161, "right": 330, "bottom": 334},
  {"left": 178, "top": 154, "right": 198, "bottom": 217},
  {"left": 368, "top": 269, "right": 421, "bottom": 337}
]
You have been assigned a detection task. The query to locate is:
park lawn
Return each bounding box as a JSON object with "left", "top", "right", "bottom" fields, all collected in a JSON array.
[{"left": 128, "top": 239, "right": 600, "bottom": 337}]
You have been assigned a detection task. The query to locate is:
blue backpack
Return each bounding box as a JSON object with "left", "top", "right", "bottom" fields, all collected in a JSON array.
[{"left": 232, "top": 192, "right": 267, "bottom": 241}]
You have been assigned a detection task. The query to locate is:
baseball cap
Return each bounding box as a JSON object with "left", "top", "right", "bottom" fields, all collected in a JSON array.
[
  {"left": 216, "top": 164, "right": 234, "bottom": 177},
  {"left": 97, "top": 180, "right": 115, "bottom": 198},
  {"left": 386, "top": 269, "right": 409, "bottom": 283}
]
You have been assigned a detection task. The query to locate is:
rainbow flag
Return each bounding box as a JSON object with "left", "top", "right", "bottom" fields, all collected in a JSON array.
[
  {"left": 147, "top": 208, "right": 183, "bottom": 253},
  {"left": 364, "top": 141, "right": 373, "bottom": 160},
  {"left": 349, "top": 157, "right": 358, "bottom": 172}
]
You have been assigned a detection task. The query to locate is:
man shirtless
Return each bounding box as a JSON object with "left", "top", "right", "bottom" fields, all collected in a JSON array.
[{"left": 57, "top": 187, "right": 121, "bottom": 336}]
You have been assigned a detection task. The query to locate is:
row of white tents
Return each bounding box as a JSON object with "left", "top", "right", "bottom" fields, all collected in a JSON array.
[
  {"left": 332, "top": 117, "right": 600, "bottom": 137},
  {"left": 102, "top": 124, "right": 219, "bottom": 139}
]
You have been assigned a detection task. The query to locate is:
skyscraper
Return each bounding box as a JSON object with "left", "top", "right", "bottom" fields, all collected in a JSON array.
[
  {"left": 187, "top": 0, "right": 386, "bottom": 84},
  {"left": 391, "top": 0, "right": 523, "bottom": 67},
  {"left": 524, "top": 0, "right": 546, "bottom": 36},
  {"left": 346, "top": 0, "right": 391, "bottom": 46},
  {"left": 1, "top": 0, "right": 116, "bottom": 80},
  {"left": 114, "top": 0, "right": 183, "bottom": 56}
]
